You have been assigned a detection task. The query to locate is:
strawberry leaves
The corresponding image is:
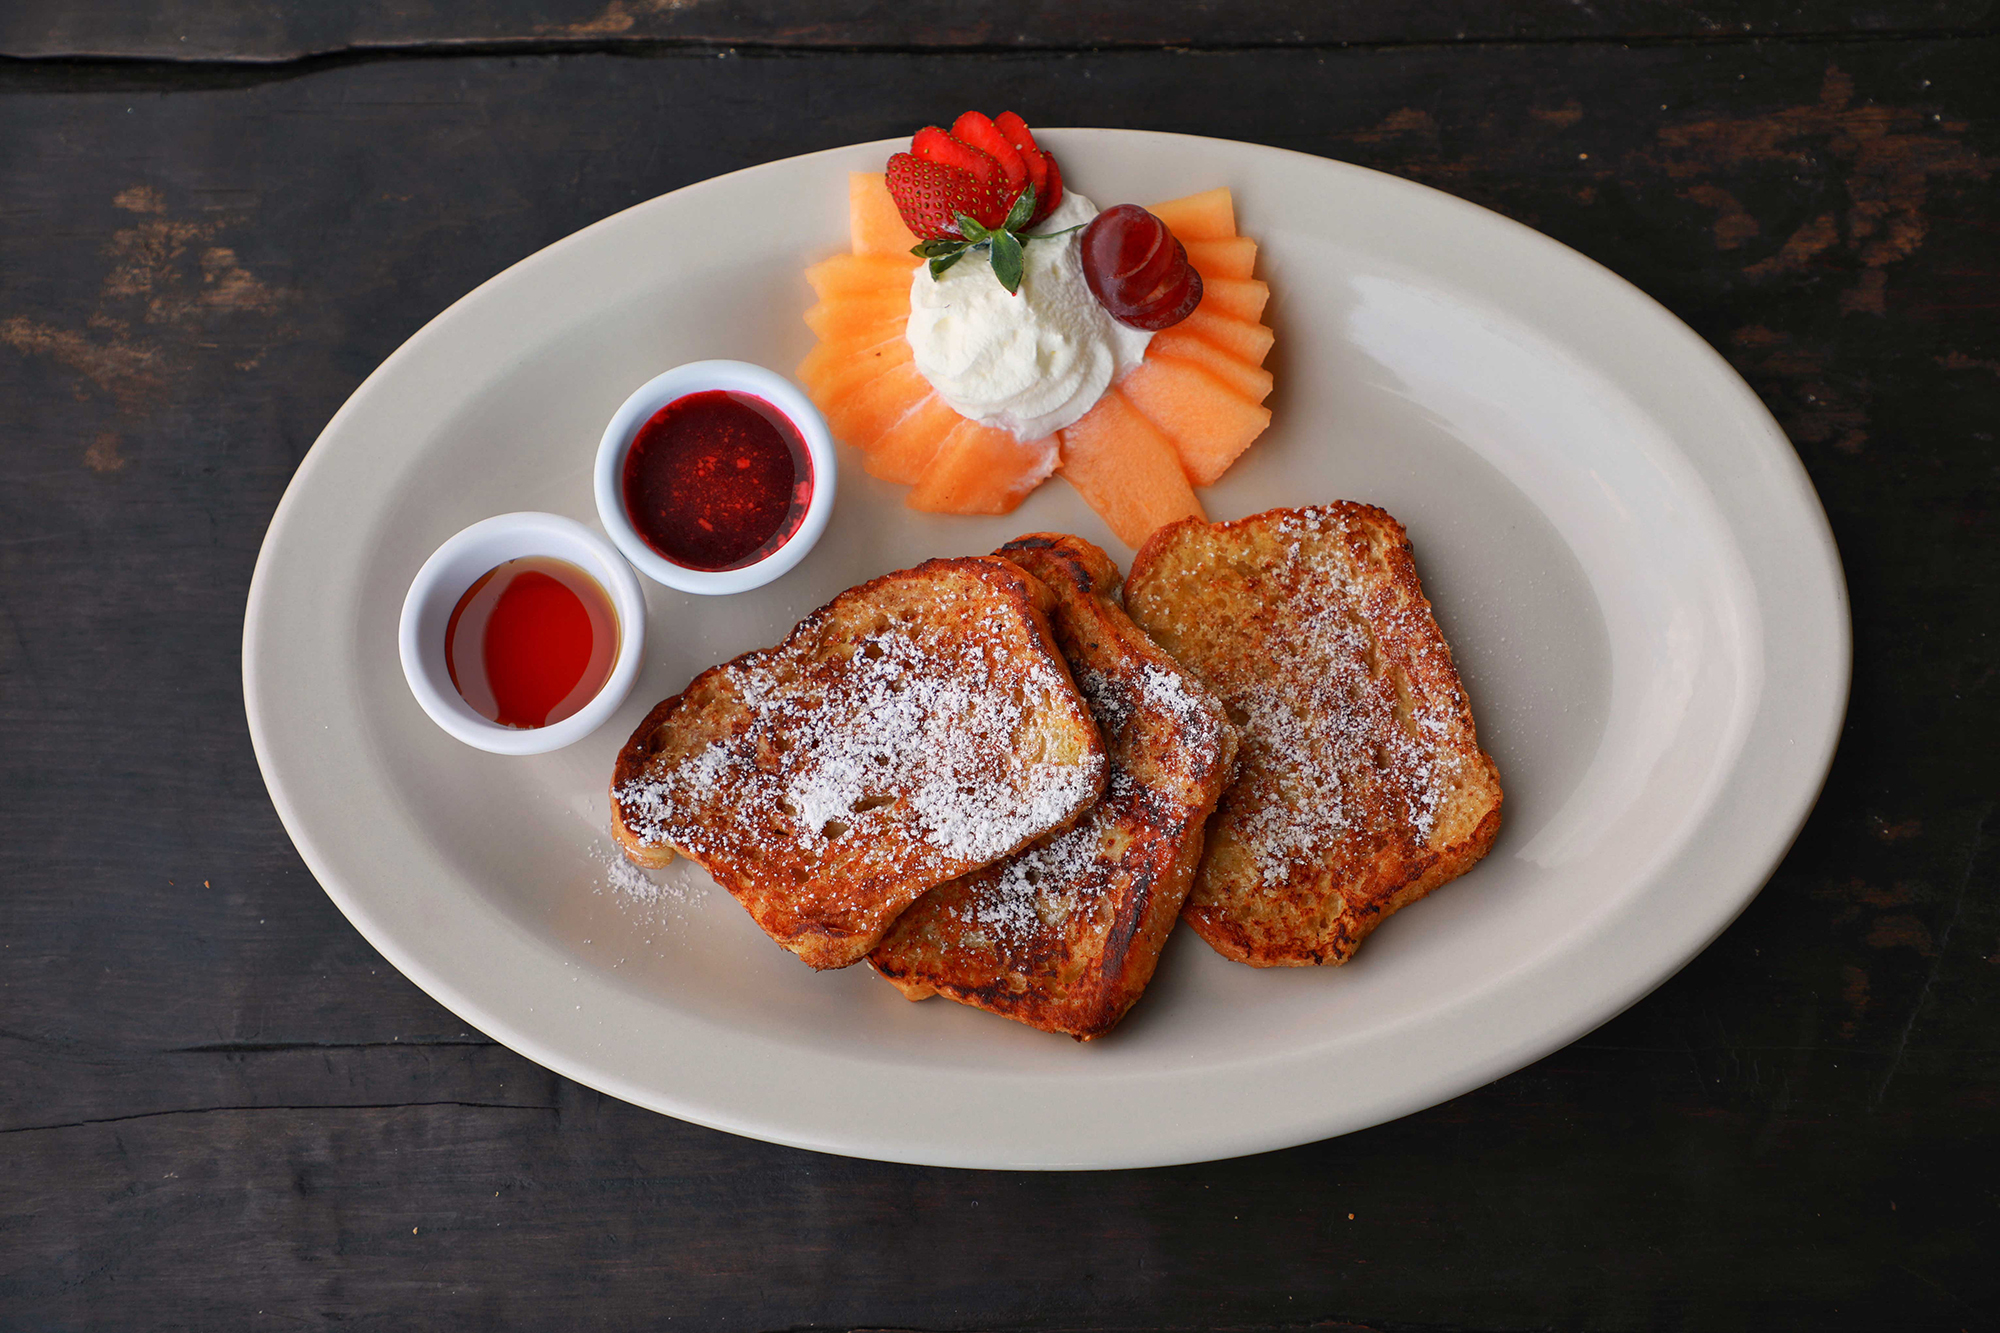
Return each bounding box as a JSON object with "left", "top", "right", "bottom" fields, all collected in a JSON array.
[
  {"left": 1002, "top": 182, "right": 1038, "bottom": 233},
  {"left": 912, "top": 234, "right": 972, "bottom": 280},
  {"left": 988, "top": 227, "right": 1025, "bottom": 294},
  {"left": 907, "top": 185, "right": 1079, "bottom": 294}
]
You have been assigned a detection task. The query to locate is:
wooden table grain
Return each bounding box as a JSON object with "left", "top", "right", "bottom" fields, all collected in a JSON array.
[{"left": 2, "top": 5, "right": 1996, "bottom": 1328}]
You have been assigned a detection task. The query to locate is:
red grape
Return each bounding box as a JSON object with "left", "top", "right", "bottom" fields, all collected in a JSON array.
[
  {"left": 1118, "top": 263, "right": 1204, "bottom": 331},
  {"left": 1080, "top": 204, "right": 1203, "bottom": 331}
]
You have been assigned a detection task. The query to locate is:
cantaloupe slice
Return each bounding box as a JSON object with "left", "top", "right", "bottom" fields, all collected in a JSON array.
[
  {"left": 1182, "top": 237, "right": 1258, "bottom": 282},
  {"left": 800, "top": 337, "right": 907, "bottom": 421},
  {"left": 1133, "top": 198, "right": 1275, "bottom": 490},
  {"left": 824, "top": 361, "right": 931, "bottom": 448},
  {"left": 906, "top": 419, "right": 1058, "bottom": 514},
  {"left": 1146, "top": 328, "right": 1273, "bottom": 404},
  {"left": 1147, "top": 188, "right": 1236, "bottom": 242},
  {"left": 850, "top": 173, "right": 919, "bottom": 256},
  {"left": 1058, "top": 390, "right": 1206, "bottom": 549},
  {"left": 802, "top": 302, "right": 905, "bottom": 347},
  {"left": 806, "top": 252, "right": 919, "bottom": 300},
  {"left": 803, "top": 290, "right": 910, "bottom": 336},
  {"left": 798, "top": 325, "right": 906, "bottom": 385},
  {"left": 1199, "top": 278, "right": 1269, "bottom": 325},
  {"left": 800, "top": 337, "right": 915, "bottom": 407},
  {"left": 1177, "top": 306, "right": 1276, "bottom": 368},
  {"left": 864, "top": 395, "right": 963, "bottom": 483},
  {"left": 1117, "top": 357, "right": 1271, "bottom": 488}
]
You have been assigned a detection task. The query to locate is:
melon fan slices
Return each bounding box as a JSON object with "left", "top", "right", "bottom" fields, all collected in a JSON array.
[{"left": 797, "top": 176, "right": 1277, "bottom": 548}]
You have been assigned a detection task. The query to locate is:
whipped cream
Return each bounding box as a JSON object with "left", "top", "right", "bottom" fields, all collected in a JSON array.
[{"left": 906, "top": 193, "right": 1151, "bottom": 443}]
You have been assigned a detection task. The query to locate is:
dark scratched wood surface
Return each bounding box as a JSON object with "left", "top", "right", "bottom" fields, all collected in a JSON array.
[
  {"left": 2, "top": 8, "right": 1997, "bottom": 1330},
  {"left": 6, "top": 2, "right": 1996, "bottom": 61}
]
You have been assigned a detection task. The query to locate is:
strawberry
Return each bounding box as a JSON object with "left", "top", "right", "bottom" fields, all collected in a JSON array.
[
  {"left": 889, "top": 115, "right": 1080, "bottom": 295},
  {"left": 885, "top": 152, "right": 995, "bottom": 241},
  {"left": 910, "top": 127, "right": 1009, "bottom": 227},
  {"left": 993, "top": 112, "right": 1048, "bottom": 201},
  {"left": 1035, "top": 149, "right": 1064, "bottom": 224},
  {"left": 986, "top": 112, "right": 1062, "bottom": 225},
  {"left": 993, "top": 112, "right": 1041, "bottom": 156},
  {"left": 951, "top": 112, "right": 1029, "bottom": 195}
]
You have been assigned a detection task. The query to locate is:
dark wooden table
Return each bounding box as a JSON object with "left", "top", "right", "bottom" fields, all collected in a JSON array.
[{"left": 4, "top": 4, "right": 1996, "bottom": 1328}]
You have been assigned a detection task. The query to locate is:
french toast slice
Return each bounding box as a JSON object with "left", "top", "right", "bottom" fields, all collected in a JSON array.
[
  {"left": 869, "top": 535, "right": 1238, "bottom": 1038},
  {"left": 1124, "top": 504, "right": 1502, "bottom": 966},
  {"left": 610, "top": 557, "right": 1109, "bottom": 970}
]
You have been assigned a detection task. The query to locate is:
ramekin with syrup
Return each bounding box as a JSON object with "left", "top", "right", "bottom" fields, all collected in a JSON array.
[{"left": 399, "top": 512, "right": 646, "bottom": 754}]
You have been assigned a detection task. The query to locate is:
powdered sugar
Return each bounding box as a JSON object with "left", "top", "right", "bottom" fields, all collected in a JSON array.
[
  {"left": 949, "top": 774, "right": 1134, "bottom": 949},
  {"left": 1077, "top": 660, "right": 1214, "bottom": 747},
  {"left": 1074, "top": 667, "right": 1135, "bottom": 736},
  {"left": 612, "top": 576, "right": 1103, "bottom": 886},
  {"left": 1135, "top": 661, "right": 1216, "bottom": 740},
  {"left": 1187, "top": 505, "right": 1459, "bottom": 889},
  {"left": 910, "top": 649, "right": 1231, "bottom": 955},
  {"left": 590, "top": 838, "right": 708, "bottom": 909}
]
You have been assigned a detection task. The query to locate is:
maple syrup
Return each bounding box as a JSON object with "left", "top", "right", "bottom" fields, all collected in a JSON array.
[
  {"left": 621, "top": 389, "right": 812, "bottom": 571},
  {"left": 445, "top": 557, "right": 618, "bottom": 729}
]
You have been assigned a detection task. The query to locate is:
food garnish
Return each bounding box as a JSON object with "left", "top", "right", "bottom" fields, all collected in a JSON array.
[
  {"left": 909, "top": 186, "right": 1077, "bottom": 295},
  {"left": 1081, "top": 204, "right": 1204, "bottom": 332},
  {"left": 887, "top": 112, "right": 1076, "bottom": 294},
  {"left": 800, "top": 123, "right": 1276, "bottom": 545}
]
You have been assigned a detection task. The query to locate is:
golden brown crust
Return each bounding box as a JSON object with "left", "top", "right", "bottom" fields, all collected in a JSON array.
[
  {"left": 868, "top": 534, "right": 1239, "bottom": 1038},
  {"left": 1125, "top": 503, "right": 1503, "bottom": 967},
  {"left": 610, "top": 556, "right": 1108, "bottom": 970}
]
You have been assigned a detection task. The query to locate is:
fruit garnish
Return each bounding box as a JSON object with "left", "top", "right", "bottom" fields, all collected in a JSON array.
[
  {"left": 802, "top": 183, "right": 1268, "bottom": 534},
  {"left": 1037, "top": 153, "right": 1065, "bottom": 224},
  {"left": 990, "top": 113, "right": 1062, "bottom": 224},
  {"left": 908, "top": 185, "right": 1080, "bottom": 295},
  {"left": 886, "top": 153, "right": 1003, "bottom": 243},
  {"left": 1080, "top": 204, "right": 1204, "bottom": 331},
  {"left": 883, "top": 113, "right": 1080, "bottom": 293},
  {"left": 890, "top": 114, "right": 1065, "bottom": 237},
  {"left": 909, "top": 127, "right": 1009, "bottom": 228},
  {"left": 989, "top": 114, "right": 1044, "bottom": 195},
  {"left": 951, "top": 113, "right": 1029, "bottom": 194}
]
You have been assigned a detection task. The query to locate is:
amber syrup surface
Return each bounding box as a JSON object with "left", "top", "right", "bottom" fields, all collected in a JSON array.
[{"left": 445, "top": 557, "right": 618, "bottom": 729}]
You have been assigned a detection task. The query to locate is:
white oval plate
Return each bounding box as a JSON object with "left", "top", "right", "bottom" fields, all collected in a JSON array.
[{"left": 244, "top": 131, "right": 1848, "bottom": 1170}]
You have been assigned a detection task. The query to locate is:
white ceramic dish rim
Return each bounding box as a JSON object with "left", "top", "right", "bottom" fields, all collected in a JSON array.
[
  {"left": 592, "top": 359, "right": 837, "bottom": 595},
  {"left": 244, "top": 131, "right": 1850, "bottom": 1169},
  {"left": 396, "top": 511, "right": 648, "bottom": 756}
]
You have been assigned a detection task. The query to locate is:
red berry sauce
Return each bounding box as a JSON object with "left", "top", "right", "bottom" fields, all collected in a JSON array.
[{"left": 621, "top": 390, "right": 812, "bottom": 571}]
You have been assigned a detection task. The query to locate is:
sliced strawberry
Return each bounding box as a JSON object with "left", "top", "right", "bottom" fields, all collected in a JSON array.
[
  {"left": 994, "top": 111, "right": 1049, "bottom": 199},
  {"left": 909, "top": 127, "right": 1009, "bottom": 228},
  {"left": 1034, "top": 150, "right": 1064, "bottom": 225},
  {"left": 952, "top": 112, "right": 1030, "bottom": 194},
  {"left": 885, "top": 153, "right": 992, "bottom": 242},
  {"left": 994, "top": 111, "right": 1041, "bottom": 157},
  {"left": 911, "top": 128, "right": 997, "bottom": 191}
]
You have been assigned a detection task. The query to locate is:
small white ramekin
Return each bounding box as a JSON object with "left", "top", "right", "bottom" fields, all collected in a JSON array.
[
  {"left": 593, "top": 360, "right": 837, "bottom": 595},
  {"left": 398, "top": 512, "right": 646, "bottom": 755}
]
